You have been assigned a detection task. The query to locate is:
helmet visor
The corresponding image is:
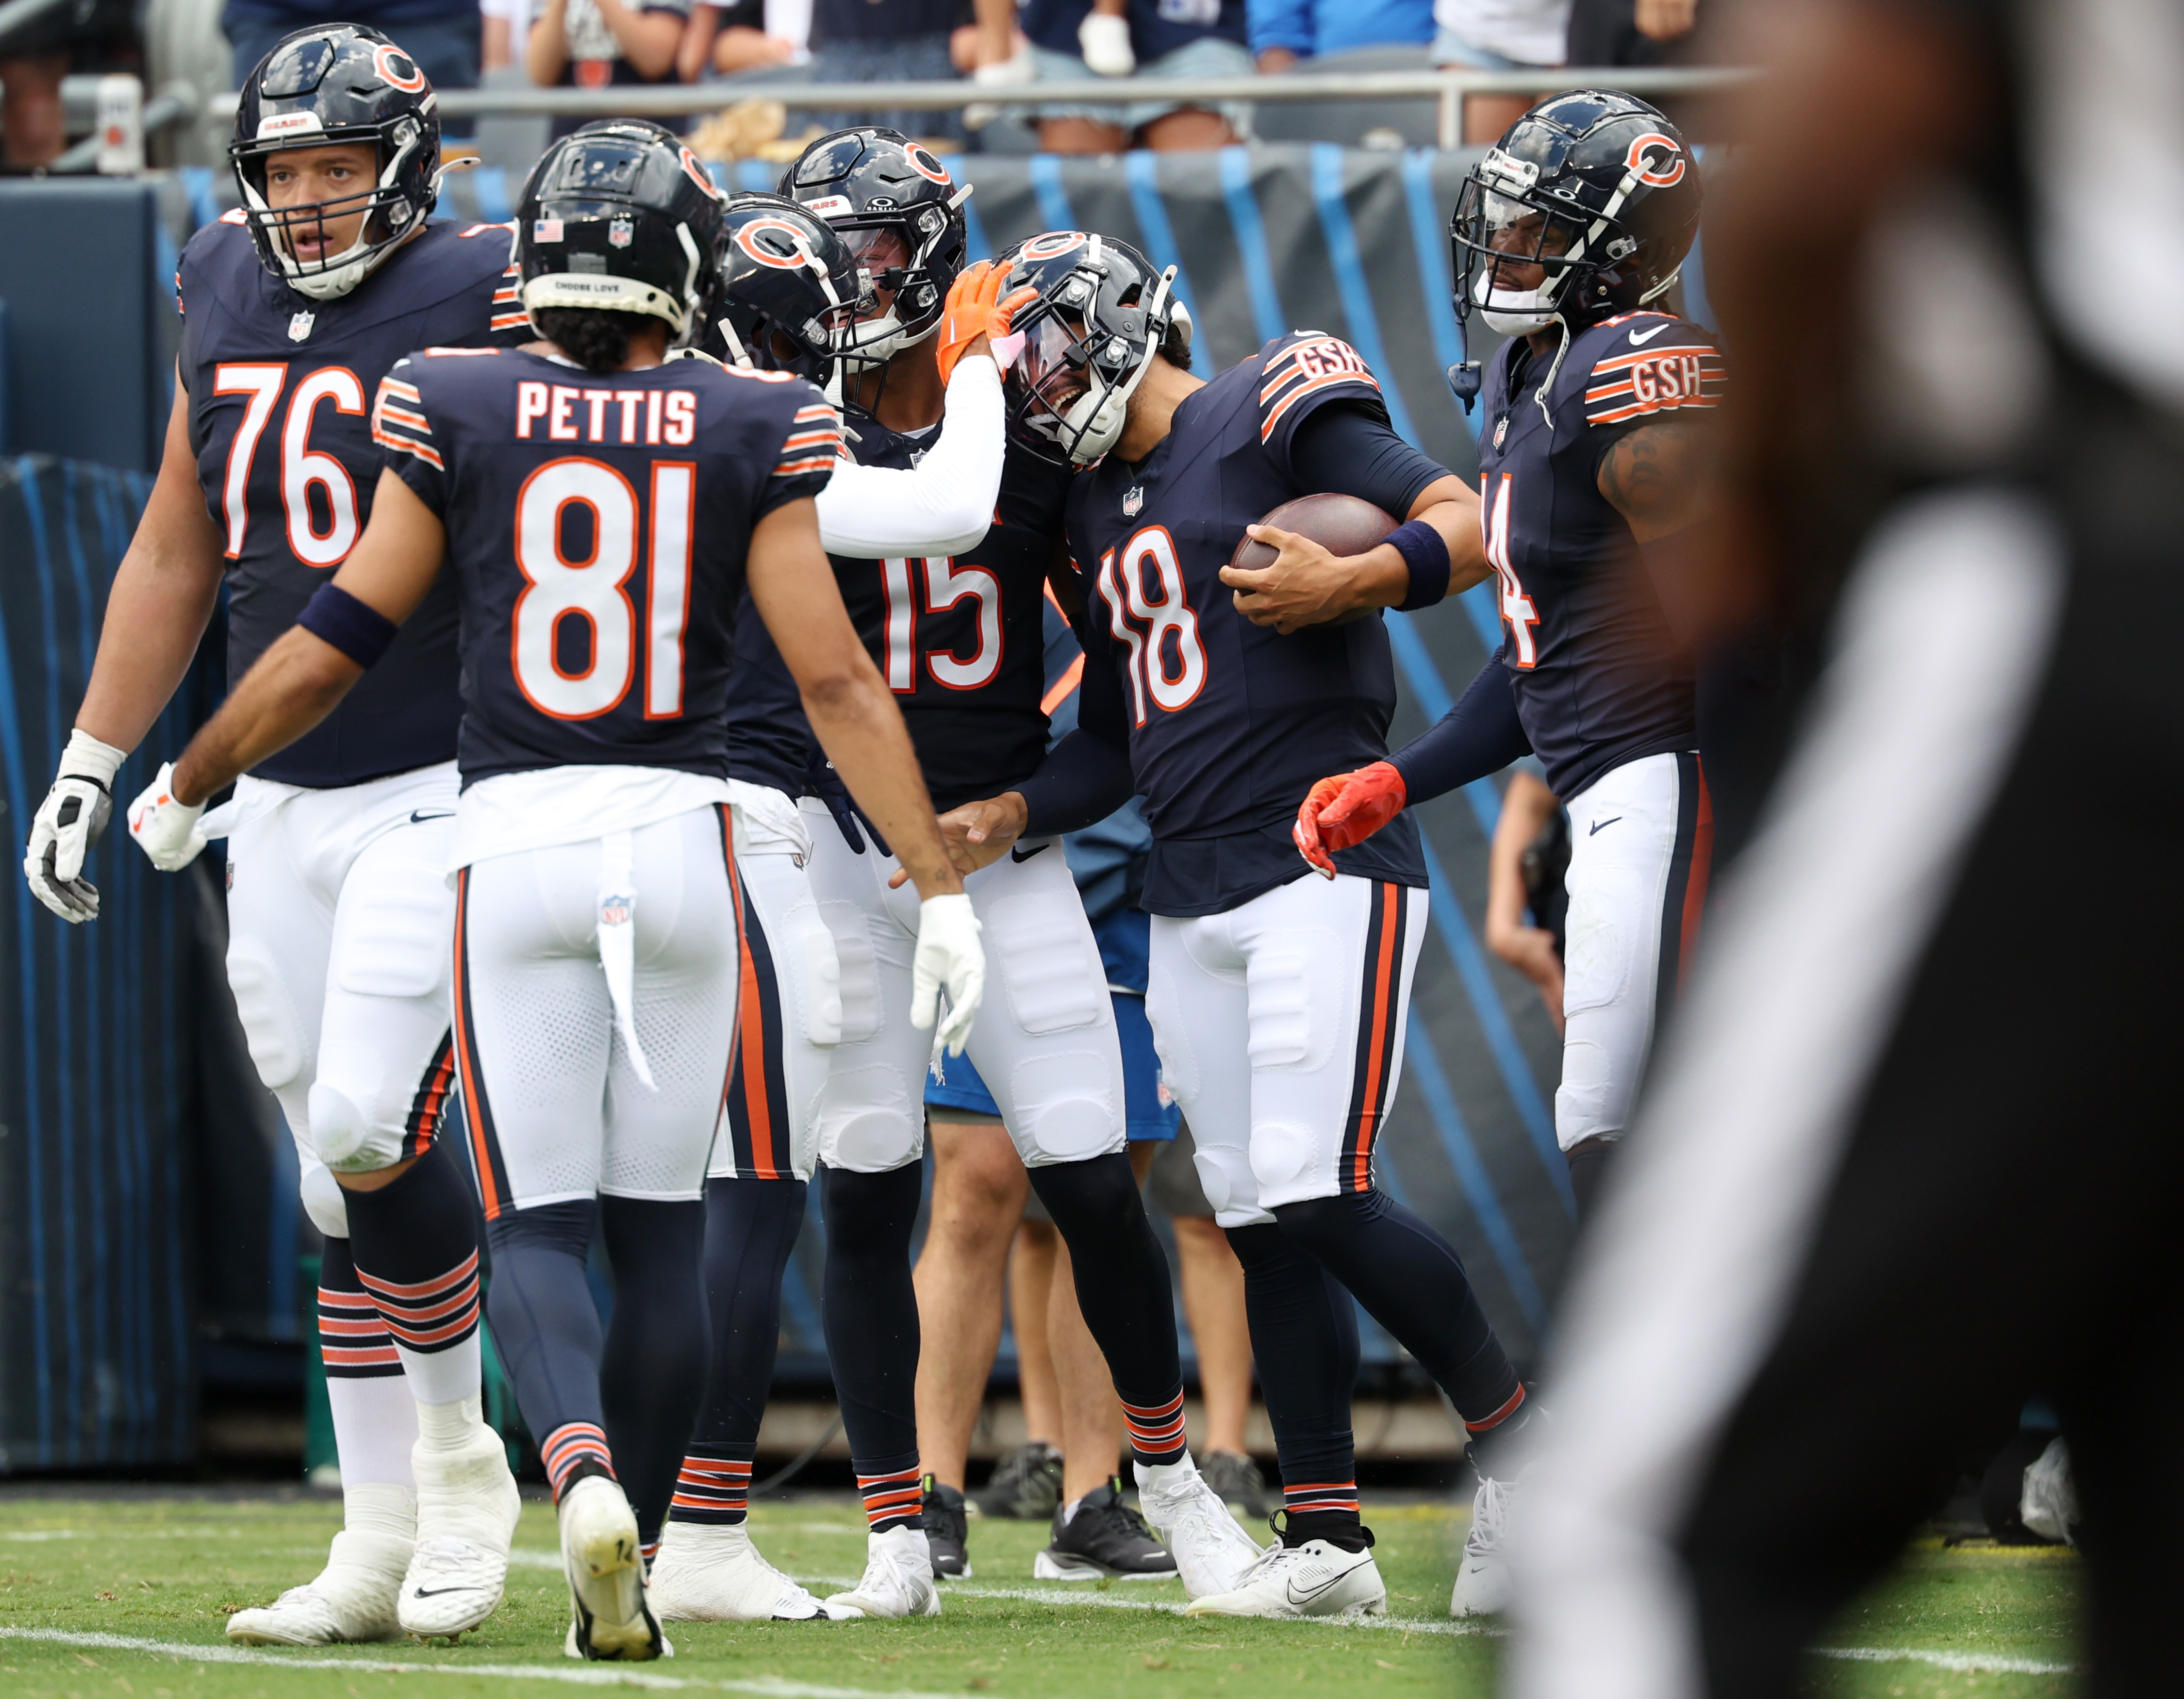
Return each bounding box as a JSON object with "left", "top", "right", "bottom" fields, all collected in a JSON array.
[{"left": 1009, "top": 310, "right": 1094, "bottom": 445}]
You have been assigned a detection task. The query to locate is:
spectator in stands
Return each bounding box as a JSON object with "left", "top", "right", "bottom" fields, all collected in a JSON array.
[
  {"left": 1429, "top": 0, "right": 1567, "bottom": 143},
  {"left": 997, "top": 0, "right": 1253, "bottom": 154},
  {"left": 224, "top": 2, "right": 481, "bottom": 112},
  {"left": 528, "top": 0, "right": 690, "bottom": 135},
  {"left": 1565, "top": 0, "right": 1696, "bottom": 66},
  {"left": 481, "top": 0, "right": 530, "bottom": 70},
  {"left": 677, "top": 0, "right": 805, "bottom": 81},
  {"left": 805, "top": 0, "right": 965, "bottom": 144},
  {"left": 0, "top": 0, "right": 137, "bottom": 168},
  {"left": 1248, "top": 0, "right": 1434, "bottom": 74}
]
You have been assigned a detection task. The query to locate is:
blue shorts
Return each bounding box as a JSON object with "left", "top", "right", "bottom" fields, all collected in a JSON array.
[{"left": 927, "top": 989, "right": 1180, "bottom": 1142}]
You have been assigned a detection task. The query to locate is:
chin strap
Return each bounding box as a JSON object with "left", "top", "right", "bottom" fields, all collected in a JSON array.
[{"left": 1533, "top": 315, "right": 1572, "bottom": 430}]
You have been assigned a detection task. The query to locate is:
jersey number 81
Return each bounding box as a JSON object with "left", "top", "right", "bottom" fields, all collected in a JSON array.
[{"left": 511, "top": 456, "right": 696, "bottom": 721}]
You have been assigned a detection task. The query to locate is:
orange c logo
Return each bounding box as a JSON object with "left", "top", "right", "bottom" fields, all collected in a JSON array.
[
  {"left": 735, "top": 217, "right": 813, "bottom": 269},
  {"left": 905, "top": 145, "right": 952, "bottom": 185},
  {"left": 680, "top": 147, "right": 723, "bottom": 201},
  {"left": 1624, "top": 132, "right": 1686, "bottom": 188},
  {"left": 1020, "top": 231, "right": 1087, "bottom": 262},
  {"left": 372, "top": 44, "right": 426, "bottom": 92}
]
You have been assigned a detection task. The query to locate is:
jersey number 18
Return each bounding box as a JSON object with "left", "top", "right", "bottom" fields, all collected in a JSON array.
[{"left": 1097, "top": 526, "right": 1207, "bottom": 725}]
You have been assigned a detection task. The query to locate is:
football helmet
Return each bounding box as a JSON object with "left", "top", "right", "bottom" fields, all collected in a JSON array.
[
  {"left": 777, "top": 127, "right": 970, "bottom": 369},
  {"left": 1449, "top": 91, "right": 1703, "bottom": 390},
  {"left": 711, "top": 194, "right": 867, "bottom": 386},
  {"left": 992, "top": 231, "right": 1188, "bottom": 467},
  {"left": 230, "top": 24, "right": 442, "bottom": 301},
  {"left": 517, "top": 120, "right": 726, "bottom": 337}
]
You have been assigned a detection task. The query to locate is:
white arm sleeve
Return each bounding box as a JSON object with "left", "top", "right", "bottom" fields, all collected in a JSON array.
[{"left": 815, "top": 357, "right": 1009, "bottom": 559}]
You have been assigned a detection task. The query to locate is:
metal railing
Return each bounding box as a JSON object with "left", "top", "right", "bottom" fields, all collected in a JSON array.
[{"left": 203, "top": 65, "right": 1751, "bottom": 154}]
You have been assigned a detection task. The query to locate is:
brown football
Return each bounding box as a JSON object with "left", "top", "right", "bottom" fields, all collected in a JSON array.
[{"left": 1228, "top": 493, "right": 1400, "bottom": 627}]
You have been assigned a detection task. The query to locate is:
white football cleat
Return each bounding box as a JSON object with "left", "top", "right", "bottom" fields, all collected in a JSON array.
[
  {"left": 1450, "top": 1472, "right": 1513, "bottom": 1618},
  {"left": 822, "top": 1525, "right": 942, "bottom": 1620},
  {"left": 648, "top": 1519, "right": 823, "bottom": 1621},
  {"left": 1183, "top": 1538, "right": 1388, "bottom": 1619},
  {"left": 397, "top": 1419, "right": 522, "bottom": 1639},
  {"left": 1135, "top": 1457, "right": 1265, "bottom": 1599},
  {"left": 226, "top": 1519, "right": 412, "bottom": 1646},
  {"left": 560, "top": 1474, "right": 671, "bottom": 1660}
]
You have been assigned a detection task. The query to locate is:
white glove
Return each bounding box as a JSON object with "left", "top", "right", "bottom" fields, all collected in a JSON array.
[
  {"left": 23, "top": 728, "right": 125, "bottom": 923},
  {"left": 1078, "top": 9, "right": 1136, "bottom": 76},
  {"left": 126, "top": 761, "right": 211, "bottom": 872},
  {"left": 910, "top": 891, "right": 986, "bottom": 1056}
]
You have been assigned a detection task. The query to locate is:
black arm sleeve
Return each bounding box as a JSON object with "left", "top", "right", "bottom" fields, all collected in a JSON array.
[
  {"left": 1287, "top": 401, "right": 1451, "bottom": 521},
  {"left": 1015, "top": 635, "right": 1135, "bottom": 836},
  {"left": 1387, "top": 649, "right": 1533, "bottom": 803}
]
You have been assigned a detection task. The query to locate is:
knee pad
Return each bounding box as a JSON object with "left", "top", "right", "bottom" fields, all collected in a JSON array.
[
  {"left": 1243, "top": 934, "right": 1342, "bottom": 1072},
  {"left": 1247, "top": 1121, "right": 1322, "bottom": 1197},
  {"left": 298, "top": 1162, "right": 350, "bottom": 1239},
  {"left": 1555, "top": 1038, "right": 1615, "bottom": 1152},
  {"left": 1190, "top": 1140, "right": 1261, "bottom": 1222},
  {"left": 227, "top": 937, "right": 307, "bottom": 1092},
  {"left": 990, "top": 892, "right": 1106, "bottom": 1035},
  {"left": 817, "top": 903, "right": 881, "bottom": 1044},
  {"left": 815, "top": 1064, "right": 921, "bottom": 1173},
  {"left": 1007, "top": 1051, "right": 1123, "bottom": 1166}
]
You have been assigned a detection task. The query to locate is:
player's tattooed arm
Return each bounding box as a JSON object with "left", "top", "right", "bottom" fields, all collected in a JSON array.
[
  {"left": 170, "top": 471, "right": 447, "bottom": 805},
  {"left": 1596, "top": 418, "right": 1720, "bottom": 544}
]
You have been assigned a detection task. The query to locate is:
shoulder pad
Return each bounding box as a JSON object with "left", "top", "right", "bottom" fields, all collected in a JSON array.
[
  {"left": 1581, "top": 315, "right": 1723, "bottom": 429},
  {"left": 1257, "top": 332, "right": 1381, "bottom": 443}
]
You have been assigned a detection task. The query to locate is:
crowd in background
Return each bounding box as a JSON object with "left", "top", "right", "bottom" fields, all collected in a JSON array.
[{"left": 0, "top": 0, "right": 1704, "bottom": 169}]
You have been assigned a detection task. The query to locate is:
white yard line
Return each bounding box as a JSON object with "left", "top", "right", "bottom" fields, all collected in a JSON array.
[
  {"left": 0, "top": 1626, "right": 1009, "bottom": 1699},
  {"left": 1814, "top": 1645, "right": 2077, "bottom": 1677}
]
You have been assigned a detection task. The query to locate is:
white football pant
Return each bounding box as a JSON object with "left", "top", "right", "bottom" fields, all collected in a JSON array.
[
  {"left": 803, "top": 813, "right": 1127, "bottom": 1173},
  {"left": 1147, "top": 872, "right": 1427, "bottom": 1229},
  {"left": 453, "top": 806, "right": 738, "bottom": 1218},
  {"left": 221, "top": 761, "right": 461, "bottom": 1240},
  {"left": 1555, "top": 750, "right": 1712, "bottom": 1153}
]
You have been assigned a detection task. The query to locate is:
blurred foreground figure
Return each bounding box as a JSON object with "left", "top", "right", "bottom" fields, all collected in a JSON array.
[{"left": 1511, "top": 1, "right": 2184, "bottom": 1695}]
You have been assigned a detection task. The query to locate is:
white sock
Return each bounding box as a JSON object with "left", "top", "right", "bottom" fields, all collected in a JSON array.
[
  {"left": 327, "top": 1374, "right": 418, "bottom": 1488},
  {"left": 397, "top": 1332, "right": 482, "bottom": 1408},
  {"left": 1059, "top": 1496, "right": 1083, "bottom": 1526},
  {"left": 1135, "top": 1455, "right": 1198, "bottom": 1491},
  {"left": 340, "top": 1480, "right": 417, "bottom": 1546},
  {"left": 414, "top": 1391, "right": 485, "bottom": 1453}
]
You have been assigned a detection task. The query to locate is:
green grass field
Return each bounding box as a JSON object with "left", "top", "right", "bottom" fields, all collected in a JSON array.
[{"left": 0, "top": 1491, "right": 2079, "bottom": 1699}]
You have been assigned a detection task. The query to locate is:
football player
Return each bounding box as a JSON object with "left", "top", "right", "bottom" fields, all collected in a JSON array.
[
  {"left": 936, "top": 230, "right": 1529, "bottom": 1621},
  {"left": 648, "top": 194, "right": 1016, "bottom": 1622},
  {"left": 21, "top": 27, "right": 528, "bottom": 1646},
  {"left": 1292, "top": 92, "right": 1715, "bottom": 1612},
  {"left": 125, "top": 120, "right": 985, "bottom": 1660},
  {"left": 774, "top": 132, "right": 1262, "bottom": 1615}
]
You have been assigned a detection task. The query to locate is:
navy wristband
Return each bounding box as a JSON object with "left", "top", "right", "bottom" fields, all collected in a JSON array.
[
  {"left": 298, "top": 582, "right": 400, "bottom": 669},
  {"left": 1387, "top": 519, "right": 1452, "bottom": 611}
]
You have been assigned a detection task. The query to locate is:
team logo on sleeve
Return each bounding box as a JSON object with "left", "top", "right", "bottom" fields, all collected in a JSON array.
[{"left": 1623, "top": 132, "right": 1687, "bottom": 188}]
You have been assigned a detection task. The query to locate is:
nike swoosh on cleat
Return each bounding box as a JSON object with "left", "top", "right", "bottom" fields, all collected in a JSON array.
[
  {"left": 1010, "top": 841, "right": 1049, "bottom": 862},
  {"left": 1627, "top": 324, "right": 1671, "bottom": 345},
  {"left": 409, "top": 809, "right": 455, "bottom": 824},
  {"left": 411, "top": 1585, "right": 483, "bottom": 1598},
  {"left": 1285, "top": 1570, "right": 1354, "bottom": 1605},
  {"left": 1588, "top": 816, "right": 1622, "bottom": 836}
]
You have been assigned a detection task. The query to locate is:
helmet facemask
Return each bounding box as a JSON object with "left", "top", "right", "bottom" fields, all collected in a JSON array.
[
  {"left": 235, "top": 121, "right": 434, "bottom": 301},
  {"left": 1009, "top": 264, "right": 1175, "bottom": 466}
]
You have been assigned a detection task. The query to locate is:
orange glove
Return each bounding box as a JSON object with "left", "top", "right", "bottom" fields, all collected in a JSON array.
[
  {"left": 935, "top": 261, "right": 1002, "bottom": 385},
  {"left": 1292, "top": 761, "right": 1408, "bottom": 878}
]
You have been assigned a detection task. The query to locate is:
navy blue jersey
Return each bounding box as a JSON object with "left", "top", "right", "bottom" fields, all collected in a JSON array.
[
  {"left": 1477, "top": 309, "right": 1723, "bottom": 800},
  {"left": 1067, "top": 332, "right": 1428, "bottom": 916},
  {"left": 374, "top": 349, "right": 838, "bottom": 785},
  {"left": 829, "top": 424, "right": 1072, "bottom": 812},
  {"left": 178, "top": 214, "right": 526, "bottom": 787},
  {"left": 722, "top": 588, "right": 816, "bottom": 797}
]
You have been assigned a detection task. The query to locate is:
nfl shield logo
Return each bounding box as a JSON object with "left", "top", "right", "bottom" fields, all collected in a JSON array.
[
  {"left": 288, "top": 310, "right": 314, "bottom": 342},
  {"left": 1122, "top": 486, "right": 1143, "bottom": 517},
  {"left": 609, "top": 216, "right": 634, "bottom": 248},
  {"left": 1493, "top": 415, "right": 1509, "bottom": 448}
]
